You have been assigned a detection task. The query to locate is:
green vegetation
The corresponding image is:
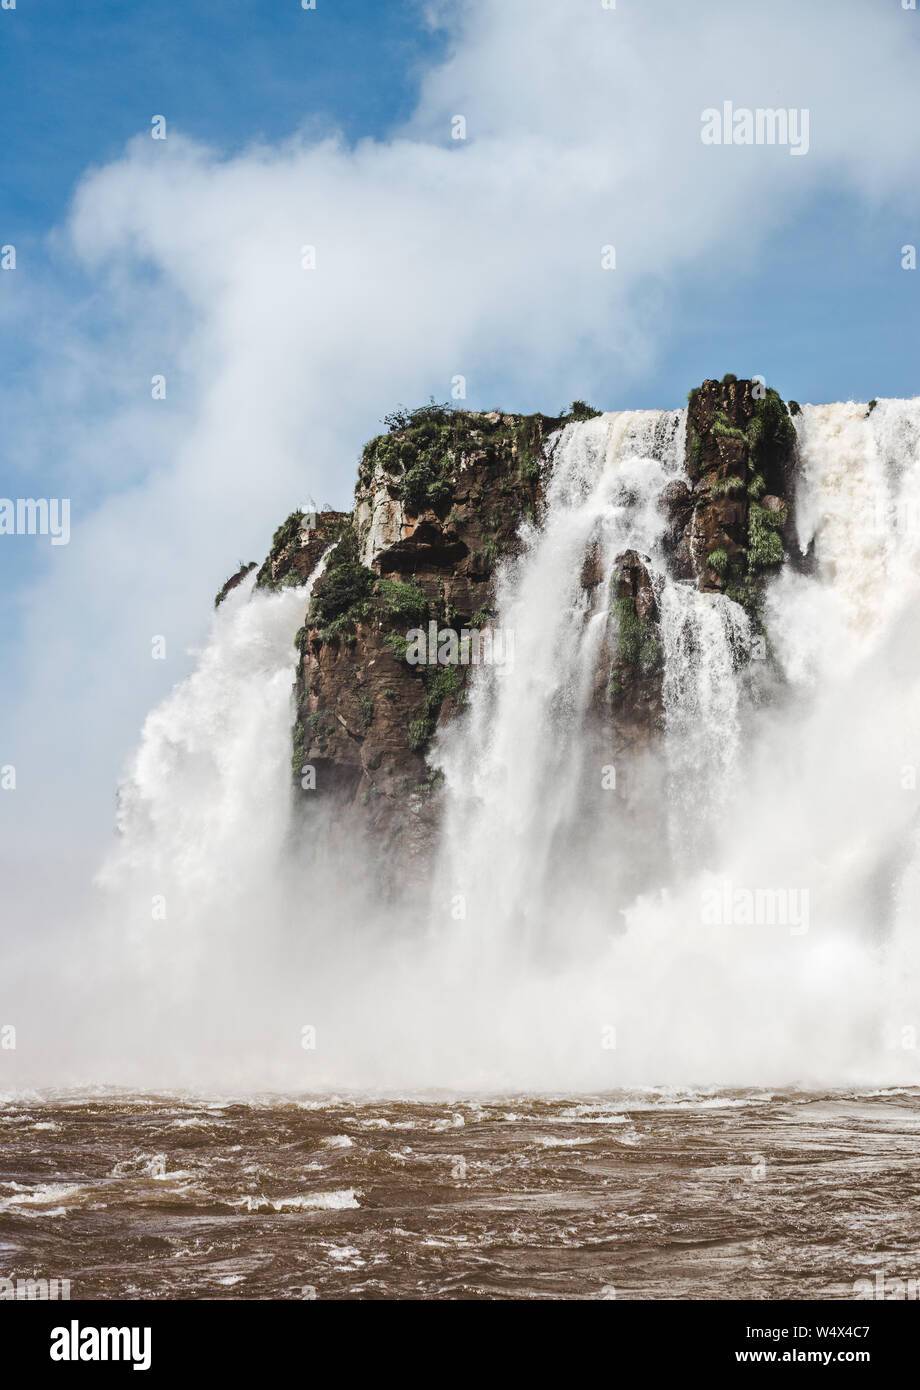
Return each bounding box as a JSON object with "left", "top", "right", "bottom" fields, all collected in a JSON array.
[
  {"left": 747, "top": 500, "right": 786, "bottom": 570},
  {"left": 746, "top": 389, "right": 795, "bottom": 469},
  {"left": 708, "top": 548, "right": 729, "bottom": 576},
  {"left": 357, "top": 401, "right": 458, "bottom": 506},
  {"left": 382, "top": 630, "right": 413, "bottom": 662},
  {"left": 721, "top": 373, "right": 738, "bottom": 385},
  {"left": 307, "top": 525, "right": 375, "bottom": 642},
  {"left": 400, "top": 446, "right": 456, "bottom": 512},
  {"left": 685, "top": 381, "right": 796, "bottom": 612},
  {"left": 357, "top": 692, "right": 375, "bottom": 733},
  {"left": 687, "top": 421, "right": 702, "bottom": 472},
  {"left": 413, "top": 768, "right": 445, "bottom": 796},
  {"left": 306, "top": 710, "right": 335, "bottom": 744},
  {"left": 382, "top": 400, "right": 454, "bottom": 433},
  {"left": 513, "top": 414, "right": 550, "bottom": 480},
  {"left": 406, "top": 665, "right": 463, "bottom": 752},
  {"left": 268, "top": 512, "right": 305, "bottom": 555},
  {"left": 562, "top": 401, "right": 602, "bottom": 422},
  {"left": 711, "top": 412, "right": 748, "bottom": 442},
  {"left": 405, "top": 719, "right": 430, "bottom": 752},
  {"left": 291, "top": 719, "right": 306, "bottom": 777},
  {"left": 867, "top": 399, "right": 878, "bottom": 415},
  {"left": 357, "top": 402, "right": 557, "bottom": 506},
  {"left": 724, "top": 570, "right": 759, "bottom": 609},
  {"left": 214, "top": 561, "right": 256, "bottom": 608},
  {"left": 254, "top": 512, "right": 306, "bottom": 590},
  {"left": 606, "top": 669, "right": 624, "bottom": 703},
  {"left": 612, "top": 595, "right": 644, "bottom": 663},
  {"left": 690, "top": 385, "right": 795, "bottom": 476},
  {"left": 710, "top": 476, "right": 745, "bottom": 497},
  {"left": 375, "top": 576, "right": 429, "bottom": 626},
  {"left": 612, "top": 594, "right": 661, "bottom": 672}
]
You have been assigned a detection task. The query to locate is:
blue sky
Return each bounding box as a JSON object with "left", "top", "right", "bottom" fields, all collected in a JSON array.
[
  {"left": 1, "top": 0, "right": 915, "bottom": 603},
  {"left": 2, "top": 2, "right": 916, "bottom": 416},
  {"left": 1, "top": 0, "right": 919, "bottom": 854},
  {"left": 0, "top": 0, "right": 445, "bottom": 628},
  {"left": 1, "top": 0, "right": 445, "bottom": 233}
]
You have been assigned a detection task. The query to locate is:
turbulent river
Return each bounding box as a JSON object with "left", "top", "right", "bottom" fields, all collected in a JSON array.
[
  {"left": 3, "top": 1088, "right": 919, "bottom": 1300},
  {"left": 4, "top": 397, "right": 920, "bottom": 1300}
]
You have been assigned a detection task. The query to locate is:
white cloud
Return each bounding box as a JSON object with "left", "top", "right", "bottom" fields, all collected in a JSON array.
[{"left": 2, "top": 0, "right": 919, "bottom": 862}]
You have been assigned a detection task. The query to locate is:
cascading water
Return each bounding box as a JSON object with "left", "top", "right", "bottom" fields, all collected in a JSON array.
[
  {"left": 424, "top": 398, "right": 920, "bottom": 1087},
  {"left": 432, "top": 411, "right": 685, "bottom": 965},
  {"left": 44, "top": 396, "right": 920, "bottom": 1092},
  {"left": 8, "top": 400, "right": 920, "bottom": 1303},
  {"left": 85, "top": 562, "right": 333, "bottom": 1084},
  {"left": 432, "top": 409, "right": 758, "bottom": 947},
  {"left": 784, "top": 401, "right": 920, "bottom": 1057}
]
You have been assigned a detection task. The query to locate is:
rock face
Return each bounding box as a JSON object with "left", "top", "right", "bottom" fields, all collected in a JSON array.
[
  {"left": 255, "top": 509, "right": 350, "bottom": 591},
  {"left": 238, "top": 383, "right": 798, "bottom": 859},
  {"left": 680, "top": 376, "right": 797, "bottom": 602},
  {"left": 214, "top": 561, "right": 257, "bottom": 608},
  {"left": 599, "top": 547, "right": 665, "bottom": 755},
  {"left": 280, "top": 405, "right": 563, "bottom": 859},
  {"left": 593, "top": 379, "right": 796, "bottom": 762}
]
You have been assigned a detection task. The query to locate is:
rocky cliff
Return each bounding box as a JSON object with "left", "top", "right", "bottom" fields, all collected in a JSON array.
[{"left": 239, "top": 380, "right": 798, "bottom": 858}]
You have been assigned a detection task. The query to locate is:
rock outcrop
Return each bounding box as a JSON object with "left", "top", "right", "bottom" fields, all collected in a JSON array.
[
  {"left": 681, "top": 375, "right": 797, "bottom": 603},
  {"left": 601, "top": 376, "right": 797, "bottom": 755},
  {"left": 233, "top": 382, "right": 798, "bottom": 859},
  {"left": 214, "top": 561, "right": 257, "bottom": 608},
  {"left": 283, "top": 405, "right": 564, "bottom": 858}
]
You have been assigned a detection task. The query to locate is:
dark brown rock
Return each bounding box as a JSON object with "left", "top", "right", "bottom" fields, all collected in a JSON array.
[
  {"left": 214, "top": 561, "right": 256, "bottom": 608},
  {"left": 239, "top": 386, "right": 799, "bottom": 872},
  {"left": 685, "top": 378, "right": 796, "bottom": 596}
]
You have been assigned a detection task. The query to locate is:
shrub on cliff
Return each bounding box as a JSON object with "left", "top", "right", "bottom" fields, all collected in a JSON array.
[
  {"left": 708, "top": 548, "right": 729, "bottom": 576},
  {"left": 308, "top": 526, "right": 376, "bottom": 641},
  {"left": 612, "top": 595, "right": 660, "bottom": 672},
  {"left": 563, "top": 401, "right": 602, "bottom": 422},
  {"left": 311, "top": 561, "right": 375, "bottom": 631},
  {"left": 358, "top": 405, "right": 459, "bottom": 510},
  {"left": 375, "top": 577, "right": 429, "bottom": 626},
  {"left": 747, "top": 501, "right": 785, "bottom": 570},
  {"left": 406, "top": 666, "right": 463, "bottom": 752},
  {"left": 399, "top": 440, "right": 455, "bottom": 512},
  {"left": 382, "top": 400, "right": 453, "bottom": 433}
]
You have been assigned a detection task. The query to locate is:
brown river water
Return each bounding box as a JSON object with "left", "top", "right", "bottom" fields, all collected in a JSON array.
[{"left": 1, "top": 1088, "right": 918, "bottom": 1300}]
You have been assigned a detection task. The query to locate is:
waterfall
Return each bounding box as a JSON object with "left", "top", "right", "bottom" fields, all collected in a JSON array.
[
  {"left": 432, "top": 411, "right": 685, "bottom": 963},
  {"left": 432, "top": 409, "right": 754, "bottom": 941},
  {"left": 787, "top": 401, "right": 920, "bottom": 1063},
  {"left": 88, "top": 561, "right": 332, "bottom": 1084},
  {"left": 65, "top": 396, "right": 920, "bottom": 1090}
]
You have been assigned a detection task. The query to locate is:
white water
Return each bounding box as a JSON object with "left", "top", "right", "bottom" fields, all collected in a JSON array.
[
  {"left": 96, "top": 569, "right": 320, "bottom": 984},
  {"left": 11, "top": 400, "right": 920, "bottom": 1092}
]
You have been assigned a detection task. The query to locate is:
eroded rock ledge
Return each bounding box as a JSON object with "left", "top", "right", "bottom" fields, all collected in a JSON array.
[{"left": 237, "top": 382, "right": 798, "bottom": 856}]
